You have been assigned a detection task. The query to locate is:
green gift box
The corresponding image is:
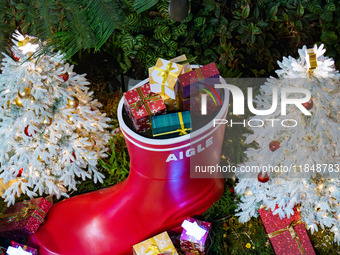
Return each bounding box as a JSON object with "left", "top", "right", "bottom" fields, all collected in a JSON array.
[{"left": 151, "top": 111, "right": 191, "bottom": 138}]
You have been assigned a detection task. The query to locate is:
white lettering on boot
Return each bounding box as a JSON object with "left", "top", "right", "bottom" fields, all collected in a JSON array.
[{"left": 165, "top": 137, "right": 214, "bottom": 162}]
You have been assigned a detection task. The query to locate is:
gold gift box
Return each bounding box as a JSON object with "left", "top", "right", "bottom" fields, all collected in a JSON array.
[{"left": 133, "top": 231, "right": 178, "bottom": 255}]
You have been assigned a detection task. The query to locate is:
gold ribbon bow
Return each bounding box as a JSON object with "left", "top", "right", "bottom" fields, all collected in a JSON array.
[
  {"left": 147, "top": 244, "right": 161, "bottom": 254},
  {"left": 18, "top": 37, "right": 30, "bottom": 47},
  {"left": 307, "top": 48, "right": 317, "bottom": 76},
  {"left": 176, "top": 112, "right": 191, "bottom": 135},
  {"left": 130, "top": 87, "right": 161, "bottom": 116},
  {"left": 154, "top": 62, "right": 178, "bottom": 97},
  {"left": 268, "top": 219, "right": 305, "bottom": 254}
]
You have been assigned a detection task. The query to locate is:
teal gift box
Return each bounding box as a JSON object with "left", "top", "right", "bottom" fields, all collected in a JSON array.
[{"left": 151, "top": 111, "right": 192, "bottom": 138}]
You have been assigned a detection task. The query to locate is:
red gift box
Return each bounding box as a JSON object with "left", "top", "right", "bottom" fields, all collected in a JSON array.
[
  {"left": 9, "top": 241, "right": 38, "bottom": 255},
  {"left": 182, "top": 83, "right": 222, "bottom": 115},
  {"left": 124, "top": 83, "right": 167, "bottom": 132},
  {"left": 180, "top": 218, "right": 211, "bottom": 254},
  {"left": 177, "top": 62, "right": 220, "bottom": 100},
  {"left": 0, "top": 197, "right": 52, "bottom": 238},
  {"left": 259, "top": 207, "right": 316, "bottom": 255}
]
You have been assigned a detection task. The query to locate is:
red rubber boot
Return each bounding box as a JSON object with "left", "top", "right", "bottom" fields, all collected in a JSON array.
[{"left": 29, "top": 78, "right": 229, "bottom": 255}]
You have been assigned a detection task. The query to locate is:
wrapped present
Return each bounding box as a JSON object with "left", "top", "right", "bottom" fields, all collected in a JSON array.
[
  {"left": 259, "top": 207, "right": 316, "bottom": 255},
  {"left": 6, "top": 246, "right": 32, "bottom": 255},
  {"left": 123, "top": 83, "right": 167, "bottom": 132},
  {"left": 151, "top": 111, "right": 191, "bottom": 138},
  {"left": 163, "top": 94, "right": 181, "bottom": 113},
  {"left": 133, "top": 231, "right": 178, "bottom": 255},
  {"left": 8, "top": 241, "right": 37, "bottom": 255},
  {"left": 182, "top": 83, "right": 222, "bottom": 115},
  {"left": 180, "top": 218, "right": 211, "bottom": 254},
  {"left": 149, "top": 58, "right": 184, "bottom": 99},
  {"left": 177, "top": 62, "right": 220, "bottom": 99},
  {"left": 0, "top": 197, "right": 52, "bottom": 238},
  {"left": 169, "top": 55, "right": 192, "bottom": 73}
]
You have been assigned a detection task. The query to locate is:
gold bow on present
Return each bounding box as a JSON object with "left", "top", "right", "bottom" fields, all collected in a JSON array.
[
  {"left": 176, "top": 112, "right": 191, "bottom": 136},
  {"left": 154, "top": 62, "right": 179, "bottom": 97},
  {"left": 17, "top": 36, "right": 30, "bottom": 47},
  {"left": 307, "top": 48, "right": 317, "bottom": 76},
  {"left": 268, "top": 219, "right": 305, "bottom": 254}
]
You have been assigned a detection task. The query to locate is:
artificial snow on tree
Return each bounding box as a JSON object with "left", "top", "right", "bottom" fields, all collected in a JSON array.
[
  {"left": 0, "top": 31, "right": 111, "bottom": 206},
  {"left": 235, "top": 44, "right": 340, "bottom": 243}
]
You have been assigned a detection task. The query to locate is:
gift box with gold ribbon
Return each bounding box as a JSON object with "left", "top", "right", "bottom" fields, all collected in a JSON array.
[
  {"left": 149, "top": 58, "right": 184, "bottom": 100},
  {"left": 180, "top": 218, "right": 211, "bottom": 255},
  {"left": 151, "top": 111, "right": 191, "bottom": 138},
  {"left": 133, "top": 231, "right": 178, "bottom": 255},
  {"left": 169, "top": 55, "right": 192, "bottom": 74},
  {"left": 123, "top": 83, "right": 167, "bottom": 132},
  {"left": 0, "top": 197, "right": 52, "bottom": 238},
  {"left": 259, "top": 207, "right": 316, "bottom": 255},
  {"left": 177, "top": 62, "right": 220, "bottom": 100}
]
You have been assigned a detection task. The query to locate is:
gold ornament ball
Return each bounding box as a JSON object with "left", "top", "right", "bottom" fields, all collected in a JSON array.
[
  {"left": 18, "top": 87, "right": 31, "bottom": 99},
  {"left": 42, "top": 116, "right": 53, "bottom": 126},
  {"left": 67, "top": 97, "right": 79, "bottom": 108},
  {"left": 14, "top": 97, "right": 23, "bottom": 107},
  {"left": 66, "top": 115, "right": 74, "bottom": 124},
  {"left": 37, "top": 155, "right": 44, "bottom": 162}
]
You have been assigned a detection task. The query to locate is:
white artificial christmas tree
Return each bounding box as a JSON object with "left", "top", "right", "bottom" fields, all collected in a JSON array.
[
  {"left": 0, "top": 31, "right": 111, "bottom": 206},
  {"left": 235, "top": 44, "right": 340, "bottom": 243}
]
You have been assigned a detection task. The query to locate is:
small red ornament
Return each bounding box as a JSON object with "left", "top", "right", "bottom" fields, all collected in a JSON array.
[
  {"left": 302, "top": 98, "right": 313, "bottom": 110},
  {"left": 24, "top": 125, "right": 36, "bottom": 137},
  {"left": 12, "top": 52, "right": 20, "bottom": 61},
  {"left": 229, "top": 186, "right": 234, "bottom": 194},
  {"left": 257, "top": 171, "right": 270, "bottom": 183},
  {"left": 17, "top": 168, "right": 23, "bottom": 177},
  {"left": 59, "top": 72, "right": 69, "bottom": 82},
  {"left": 269, "top": 140, "right": 280, "bottom": 152},
  {"left": 70, "top": 152, "right": 76, "bottom": 163}
]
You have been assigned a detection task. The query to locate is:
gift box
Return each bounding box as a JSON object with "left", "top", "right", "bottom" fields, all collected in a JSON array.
[
  {"left": 0, "top": 197, "right": 52, "bottom": 238},
  {"left": 123, "top": 83, "right": 167, "bottom": 132},
  {"left": 169, "top": 55, "right": 192, "bottom": 73},
  {"left": 177, "top": 62, "right": 220, "bottom": 99},
  {"left": 133, "top": 231, "right": 178, "bottom": 255},
  {"left": 259, "top": 207, "right": 316, "bottom": 255},
  {"left": 182, "top": 83, "right": 222, "bottom": 115},
  {"left": 180, "top": 218, "right": 211, "bottom": 254},
  {"left": 151, "top": 111, "right": 191, "bottom": 138},
  {"left": 163, "top": 94, "right": 181, "bottom": 113},
  {"left": 149, "top": 58, "right": 184, "bottom": 99},
  {"left": 8, "top": 241, "right": 37, "bottom": 255},
  {"left": 6, "top": 246, "right": 32, "bottom": 255}
]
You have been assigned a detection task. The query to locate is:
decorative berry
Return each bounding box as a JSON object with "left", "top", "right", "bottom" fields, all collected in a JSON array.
[
  {"left": 24, "top": 125, "right": 36, "bottom": 137},
  {"left": 302, "top": 98, "right": 313, "bottom": 110},
  {"left": 257, "top": 171, "right": 270, "bottom": 183},
  {"left": 269, "top": 140, "right": 280, "bottom": 152},
  {"left": 17, "top": 168, "right": 23, "bottom": 177},
  {"left": 58, "top": 72, "right": 69, "bottom": 82},
  {"left": 70, "top": 152, "right": 76, "bottom": 163},
  {"left": 12, "top": 52, "right": 20, "bottom": 61}
]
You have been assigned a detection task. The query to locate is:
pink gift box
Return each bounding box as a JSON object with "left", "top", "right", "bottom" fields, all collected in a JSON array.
[
  {"left": 259, "top": 207, "right": 316, "bottom": 255},
  {"left": 180, "top": 218, "right": 211, "bottom": 254},
  {"left": 9, "top": 241, "right": 38, "bottom": 255},
  {"left": 123, "top": 83, "right": 167, "bottom": 132},
  {"left": 0, "top": 197, "right": 52, "bottom": 238}
]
